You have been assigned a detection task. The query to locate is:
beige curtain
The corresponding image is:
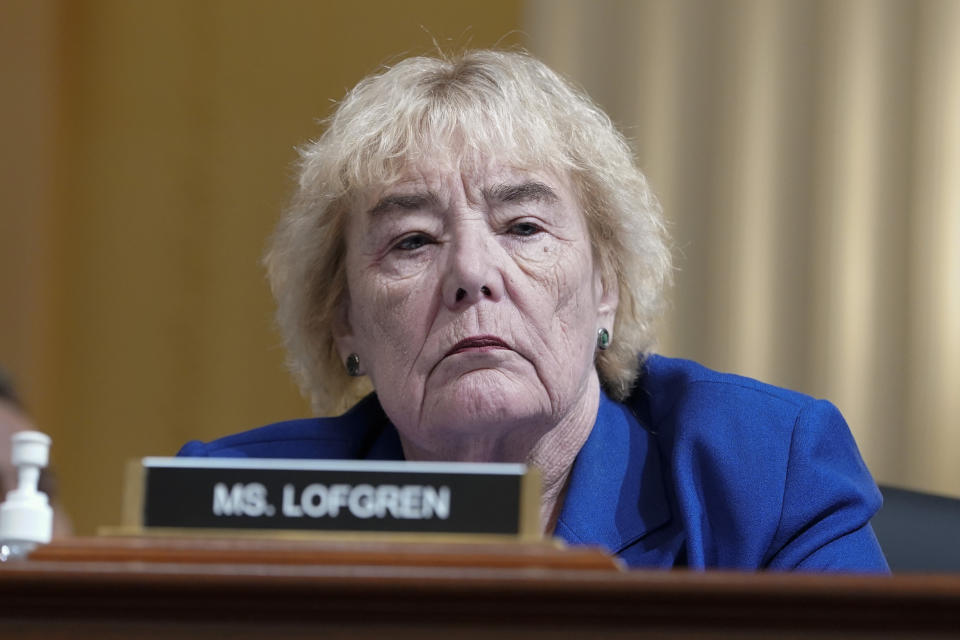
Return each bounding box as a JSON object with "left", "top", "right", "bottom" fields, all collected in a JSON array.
[{"left": 527, "top": 0, "right": 960, "bottom": 497}]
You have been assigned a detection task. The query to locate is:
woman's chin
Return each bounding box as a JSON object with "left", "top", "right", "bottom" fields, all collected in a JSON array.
[
  {"left": 438, "top": 361, "right": 541, "bottom": 400},
  {"left": 420, "top": 373, "right": 551, "bottom": 438}
]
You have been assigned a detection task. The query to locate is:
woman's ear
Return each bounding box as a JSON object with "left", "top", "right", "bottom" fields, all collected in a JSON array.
[
  {"left": 596, "top": 270, "right": 619, "bottom": 330},
  {"left": 332, "top": 295, "right": 356, "bottom": 363}
]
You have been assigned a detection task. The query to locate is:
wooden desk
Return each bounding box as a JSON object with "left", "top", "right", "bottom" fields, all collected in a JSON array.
[{"left": 1, "top": 537, "right": 958, "bottom": 638}]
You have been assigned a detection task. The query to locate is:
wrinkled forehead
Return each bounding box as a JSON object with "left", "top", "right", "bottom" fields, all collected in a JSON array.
[{"left": 359, "top": 151, "right": 571, "bottom": 207}]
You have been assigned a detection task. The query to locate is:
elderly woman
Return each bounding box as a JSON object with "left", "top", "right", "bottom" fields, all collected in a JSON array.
[{"left": 180, "top": 50, "right": 887, "bottom": 571}]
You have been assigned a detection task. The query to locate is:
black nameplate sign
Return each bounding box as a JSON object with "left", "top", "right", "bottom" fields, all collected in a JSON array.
[{"left": 128, "top": 458, "right": 540, "bottom": 539}]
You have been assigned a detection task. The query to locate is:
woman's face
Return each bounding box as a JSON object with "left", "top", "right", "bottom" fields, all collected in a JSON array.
[{"left": 335, "top": 157, "right": 617, "bottom": 461}]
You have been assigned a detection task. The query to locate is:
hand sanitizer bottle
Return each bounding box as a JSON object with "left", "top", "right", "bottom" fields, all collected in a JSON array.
[{"left": 0, "top": 431, "right": 53, "bottom": 561}]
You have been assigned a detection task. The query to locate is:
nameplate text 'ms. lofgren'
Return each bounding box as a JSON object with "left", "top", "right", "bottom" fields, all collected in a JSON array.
[{"left": 126, "top": 457, "right": 541, "bottom": 539}]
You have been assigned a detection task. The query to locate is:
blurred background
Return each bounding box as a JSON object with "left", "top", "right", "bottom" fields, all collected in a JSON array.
[{"left": 1, "top": 0, "right": 957, "bottom": 535}]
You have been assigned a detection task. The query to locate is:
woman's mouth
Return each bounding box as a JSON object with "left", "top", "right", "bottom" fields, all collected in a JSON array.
[{"left": 445, "top": 335, "right": 511, "bottom": 357}]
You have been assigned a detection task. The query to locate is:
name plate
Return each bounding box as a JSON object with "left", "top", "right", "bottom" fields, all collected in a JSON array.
[{"left": 124, "top": 458, "right": 541, "bottom": 540}]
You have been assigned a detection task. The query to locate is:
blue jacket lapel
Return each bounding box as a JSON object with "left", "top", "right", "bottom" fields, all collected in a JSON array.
[{"left": 555, "top": 391, "right": 683, "bottom": 567}]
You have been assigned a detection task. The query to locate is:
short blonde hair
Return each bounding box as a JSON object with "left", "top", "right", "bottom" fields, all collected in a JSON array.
[{"left": 266, "top": 50, "right": 671, "bottom": 414}]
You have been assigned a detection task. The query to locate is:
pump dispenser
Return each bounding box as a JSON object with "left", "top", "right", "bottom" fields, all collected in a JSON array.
[{"left": 0, "top": 431, "right": 53, "bottom": 559}]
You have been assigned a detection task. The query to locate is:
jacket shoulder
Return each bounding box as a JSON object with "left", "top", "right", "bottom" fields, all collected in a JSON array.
[
  {"left": 176, "top": 394, "right": 390, "bottom": 459},
  {"left": 637, "top": 354, "right": 813, "bottom": 427},
  {"left": 631, "top": 355, "right": 886, "bottom": 570}
]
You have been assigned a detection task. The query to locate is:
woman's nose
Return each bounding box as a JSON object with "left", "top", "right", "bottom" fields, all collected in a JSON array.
[{"left": 442, "top": 234, "right": 502, "bottom": 309}]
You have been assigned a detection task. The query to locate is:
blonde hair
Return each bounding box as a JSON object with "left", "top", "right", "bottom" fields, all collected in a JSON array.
[{"left": 266, "top": 50, "right": 671, "bottom": 414}]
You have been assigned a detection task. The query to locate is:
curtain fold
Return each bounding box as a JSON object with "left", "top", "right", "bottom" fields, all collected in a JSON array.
[{"left": 527, "top": 0, "right": 960, "bottom": 496}]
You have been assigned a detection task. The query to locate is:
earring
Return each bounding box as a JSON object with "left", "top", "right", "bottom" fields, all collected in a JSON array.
[
  {"left": 345, "top": 353, "right": 362, "bottom": 377},
  {"left": 597, "top": 328, "right": 611, "bottom": 350}
]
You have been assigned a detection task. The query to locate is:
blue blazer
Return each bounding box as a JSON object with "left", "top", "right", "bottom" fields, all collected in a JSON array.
[{"left": 179, "top": 355, "right": 889, "bottom": 571}]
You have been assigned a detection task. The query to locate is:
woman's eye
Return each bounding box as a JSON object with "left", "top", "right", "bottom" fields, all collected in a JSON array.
[
  {"left": 393, "top": 233, "right": 432, "bottom": 251},
  {"left": 508, "top": 222, "right": 542, "bottom": 237}
]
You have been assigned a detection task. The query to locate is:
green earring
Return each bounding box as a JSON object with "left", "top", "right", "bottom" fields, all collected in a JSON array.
[
  {"left": 597, "top": 328, "right": 611, "bottom": 350},
  {"left": 345, "top": 353, "right": 361, "bottom": 376}
]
